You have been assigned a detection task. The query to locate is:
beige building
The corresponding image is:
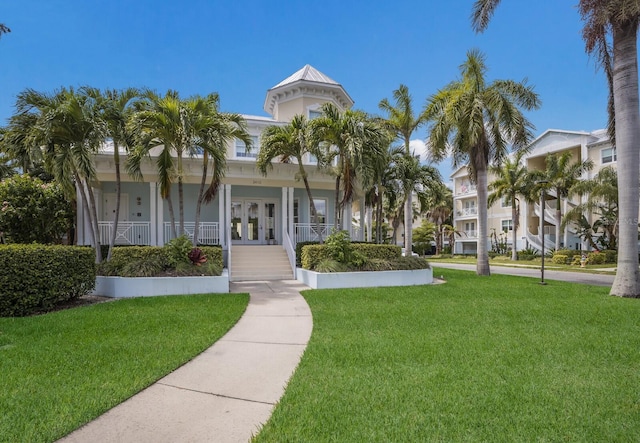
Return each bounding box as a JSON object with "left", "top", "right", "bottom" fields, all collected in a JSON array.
[{"left": 451, "top": 129, "right": 615, "bottom": 254}]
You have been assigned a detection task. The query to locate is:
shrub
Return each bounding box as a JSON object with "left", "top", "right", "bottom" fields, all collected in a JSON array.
[
  {"left": 0, "top": 175, "right": 73, "bottom": 244},
  {"left": 301, "top": 243, "right": 403, "bottom": 270},
  {"left": 164, "top": 235, "right": 194, "bottom": 267},
  {"left": 296, "top": 241, "right": 319, "bottom": 267},
  {"left": 554, "top": 249, "right": 579, "bottom": 259},
  {"left": 601, "top": 250, "right": 617, "bottom": 264},
  {"left": 518, "top": 247, "right": 539, "bottom": 259},
  {"left": 314, "top": 258, "right": 347, "bottom": 273},
  {"left": 552, "top": 254, "right": 568, "bottom": 265},
  {"left": 389, "top": 256, "right": 431, "bottom": 270},
  {"left": 352, "top": 244, "right": 401, "bottom": 260},
  {"left": 587, "top": 251, "right": 606, "bottom": 265},
  {"left": 98, "top": 247, "right": 168, "bottom": 276},
  {"left": 0, "top": 245, "right": 95, "bottom": 316}
]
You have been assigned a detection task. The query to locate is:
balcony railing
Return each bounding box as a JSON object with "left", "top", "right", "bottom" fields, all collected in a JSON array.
[
  {"left": 456, "top": 207, "right": 478, "bottom": 217},
  {"left": 164, "top": 222, "right": 220, "bottom": 245},
  {"left": 98, "top": 222, "right": 151, "bottom": 245},
  {"left": 457, "top": 185, "right": 477, "bottom": 196},
  {"left": 464, "top": 230, "right": 478, "bottom": 239}
]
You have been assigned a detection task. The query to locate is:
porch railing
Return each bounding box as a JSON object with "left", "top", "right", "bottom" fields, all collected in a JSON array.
[
  {"left": 163, "top": 222, "right": 220, "bottom": 245},
  {"left": 293, "top": 223, "right": 361, "bottom": 244},
  {"left": 98, "top": 222, "right": 151, "bottom": 245}
]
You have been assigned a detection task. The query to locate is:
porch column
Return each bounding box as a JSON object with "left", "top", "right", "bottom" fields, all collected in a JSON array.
[
  {"left": 157, "top": 186, "right": 164, "bottom": 246},
  {"left": 366, "top": 206, "right": 373, "bottom": 242},
  {"left": 288, "top": 187, "right": 294, "bottom": 241},
  {"left": 149, "top": 182, "right": 157, "bottom": 246},
  {"left": 92, "top": 187, "right": 102, "bottom": 248},
  {"left": 219, "top": 184, "right": 226, "bottom": 248},
  {"left": 281, "top": 186, "right": 288, "bottom": 242},
  {"left": 342, "top": 204, "right": 352, "bottom": 233},
  {"left": 225, "top": 184, "right": 232, "bottom": 246}
]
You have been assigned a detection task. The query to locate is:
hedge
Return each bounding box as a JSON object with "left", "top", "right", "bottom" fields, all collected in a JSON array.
[
  {"left": 300, "top": 243, "right": 402, "bottom": 270},
  {"left": 0, "top": 245, "right": 96, "bottom": 317}
]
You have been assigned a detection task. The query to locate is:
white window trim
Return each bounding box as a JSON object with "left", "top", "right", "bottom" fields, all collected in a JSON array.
[
  {"left": 235, "top": 135, "right": 259, "bottom": 160},
  {"left": 601, "top": 147, "right": 617, "bottom": 164},
  {"left": 501, "top": 219, "right": 513, "bottom": 232},
  {"left": 310, "top": 198, "right": 327, "bottom": 224}
]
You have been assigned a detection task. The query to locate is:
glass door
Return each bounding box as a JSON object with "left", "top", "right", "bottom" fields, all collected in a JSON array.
[{"left": 245, "top": 201, "right": 260, "bottom": 244}]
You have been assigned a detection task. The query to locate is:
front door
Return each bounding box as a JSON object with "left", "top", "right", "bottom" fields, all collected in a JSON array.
[{"left": 231, "top": 199, "right": 278, "bottom": 245}]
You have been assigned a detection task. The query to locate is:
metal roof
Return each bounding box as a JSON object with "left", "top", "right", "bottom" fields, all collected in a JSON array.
[{"left": 271, "top": 64, "right": 339, "bottom": 89}]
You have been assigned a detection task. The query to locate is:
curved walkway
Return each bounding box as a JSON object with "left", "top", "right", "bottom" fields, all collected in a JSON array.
[{"left": 61, "top": 280, "right": 312, "bottom": 443}]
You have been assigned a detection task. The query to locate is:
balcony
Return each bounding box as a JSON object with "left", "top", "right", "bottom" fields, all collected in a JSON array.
[
  {"left": 456, "top": 207, "right": 478, "bottom": 218},
  {"left": 164, "top": 222, "right": 220, "bottom": 245},
  {"left": 99, "top": 222, "right": 151, "bottom": 245}
]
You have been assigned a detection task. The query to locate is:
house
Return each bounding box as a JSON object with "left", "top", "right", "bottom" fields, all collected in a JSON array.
[
  {"left": 451, "top": 129, "right": 615, "bottom": 254},
  {"left": 78, "top": 65, "right": 368, "bottom": 278}
]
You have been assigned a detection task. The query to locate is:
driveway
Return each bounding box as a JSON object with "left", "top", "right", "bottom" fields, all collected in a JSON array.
[{"left": 431, "top": 262, "right": 615, "bottom": 287}]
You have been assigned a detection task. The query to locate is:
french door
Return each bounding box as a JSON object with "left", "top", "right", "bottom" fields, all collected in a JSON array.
[{"left": 230, "top": 199, "right": 278, "bottom": 245}]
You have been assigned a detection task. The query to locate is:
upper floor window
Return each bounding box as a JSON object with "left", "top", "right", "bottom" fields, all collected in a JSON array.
[
  {"left": 235, "top": 136, "right": 259, "bottom": 158},
  {"left": 501, "top": 197, "right": 511, "bottom": 208},
  {"left": 501, "top": 219, "right": 513, "bottom": 233},
  {"left": 602, "top": 147, "right": 617, "bottom": 164},
  {"left": 308, "top": 109, "right": 322, "bottom": 120}
]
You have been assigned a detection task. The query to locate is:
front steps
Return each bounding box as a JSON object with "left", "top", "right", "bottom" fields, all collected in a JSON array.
[{"left": 230, "top": 245, "right": 294, "bottom": 281}]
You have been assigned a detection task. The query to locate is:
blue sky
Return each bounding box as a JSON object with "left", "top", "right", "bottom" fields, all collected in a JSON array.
[{"left": 1, "top": 1, "right": 608, "bottom": 180}]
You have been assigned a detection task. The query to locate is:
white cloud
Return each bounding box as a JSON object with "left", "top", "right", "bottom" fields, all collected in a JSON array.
[{"left": 409, "top": 139, "right": 429, "bottom": 162}]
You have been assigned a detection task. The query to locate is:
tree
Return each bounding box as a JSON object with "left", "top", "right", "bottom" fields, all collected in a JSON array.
[
  {"left": 488, "top": 150, "right": 536, "bottom": 260},
  {"left": 258, "top": 115, "right": 324, "bottom": 242},
  {"left": 472, "top": 0, "right": 640, "bottom": 298},
  {"left": 312, "top": 103, "right": 388, "bottom": 230},
  {"left": 13, "top": 87, "right": 104, "bottom": 262},
  {"left": 426, "top": 49, "right": 540, "bottom": 275},
  {"left": 84, "top": 87, "right": 141, "bottom": 260},
  {"left": 562, "top": 166, "right": 619, "bottom": 251},
  {"left": 0, "top": 175, "right": 72, "bottom": 244},
  {"left": 413, "top": 219, "right": 436, "bottom": 256},
  {"left": 379, "top": 85, "right": 429, "bottom": 255},
  {"left": 532, "top": 152, "right": 593, "bottom": 250},
  {"left": 424, "top": 183, "right": 453, "bottom": 254}
]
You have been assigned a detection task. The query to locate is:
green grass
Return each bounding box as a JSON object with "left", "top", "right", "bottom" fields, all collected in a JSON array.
[
  {"left": 0, "top": 293, "right": 248, "bottom": 443},
  {"left": 429, "top": 255, "right": 617, "bottom": 273},
  {"left": 255, "top": 269, "right": 640, "bottom": 442}
]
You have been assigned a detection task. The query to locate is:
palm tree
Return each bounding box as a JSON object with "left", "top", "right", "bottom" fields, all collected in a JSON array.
[
  {"left": 488, "top": 150, "right": 536, "bottom": 260},
  {"left": 258, "top": 115, "right": 324, "bottom": 242},
  {"left": 83, "top": 87, "right": 140, "bottom": 260},
  {"left": 426, "top": 49, "right": 541, "bottom": 275},
  {"left": 562, "top": 166, "right": 619, "bottom": 251},
  {"left": 472, "top": 0, "right": 640, "bottom": 299},
  {"left": 425, "top": 185, "right": 453, "bottom": 254},
  {"left": 196, "top": 100, "right": 249, "bottom": 246},
  {"left": 14, "top": 87, "right": 104, "bottom": 261},
  {"left": 379, "top": 85, "right": 429, "bottom": 255},
  {"left": 533, "top": 152, "right": 594, "bottom": 250},
  {"left": 312, "top": 103, "right": 388, "bottom": 230}
]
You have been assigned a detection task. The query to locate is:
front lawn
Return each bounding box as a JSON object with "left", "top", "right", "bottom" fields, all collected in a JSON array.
[
  {"left": 255, "top": 269, "right": 640, "bottom": 442},
  {"left": 0, "top": 293, "right": 248, "bottom": 442}
]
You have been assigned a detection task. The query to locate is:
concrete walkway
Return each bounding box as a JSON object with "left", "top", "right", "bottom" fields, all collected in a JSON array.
[
  {"left": 60, "top": 280, "right": 312, "bottom": 443},
  {"left": 431, "top": 262, "right": 615, "bottom": 287}
]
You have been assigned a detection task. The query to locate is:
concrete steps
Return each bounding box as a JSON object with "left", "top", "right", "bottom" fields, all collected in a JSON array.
[{"left": 230, "top": 245, "right": 294, "bottom": 281}]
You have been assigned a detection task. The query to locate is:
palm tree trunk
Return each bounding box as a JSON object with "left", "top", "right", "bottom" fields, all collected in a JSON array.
[
  {"left": 476, "top": 165, "right": 490, "bottom": 275},
  {"left": 80, "top": 177, "right": 102, "bottom": 264},
  {"left": 404, "top": 194, "right": 412, "bottom": 255},
  {"left": 300, "top": 163, "right": 323, "bottom": 244},
  {"left": 555, "top": 195, "right": 562, "bottom": 250},
  {"left": 107, "top": 141, "right": 121, "bottom": 261},
  {"left": 194, "top": 154, "right": 208, "bottom": 246},
  {"left": 610, "top": 22, "right": 640, "bottom": 297},
  {"left": 167, "top": 195, "right": 177, "bottom": 239},
  {"left": 511, "top": 203, "right": 518, "bottom": 261},
  {"left": 334, "top": 176, "right": 341, "bottom": 230},
  {"left": 76, "top": 176, "right": 99, "bottom": 262}
]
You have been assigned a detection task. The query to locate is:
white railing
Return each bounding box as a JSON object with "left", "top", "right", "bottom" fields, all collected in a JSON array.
[
  {"left": 458, "top": 185, "right": 477, "bottom": 196},
  {"left": 294, "top": 223, "right": 333, "bottom": 243},
  {"left": 464, "top": 230, "right": 478, "bottom": 239},
  {"left": 293, "top": 223, "right": 361, "bottom": 244},
  {"left": 457, "top": 207, "right": 478, "bottom": 217},
  {"left": 163, "top": 222, "right": 220, "bottom": 245},
  {"left": 526, "top": 228, "right": 556, "bottom": 251},
  {"left": 283, "top": 230, "right": 296, "bottom": 272},
  {"left": 98, "top": 222, "right": 151, "bottom": 245}
]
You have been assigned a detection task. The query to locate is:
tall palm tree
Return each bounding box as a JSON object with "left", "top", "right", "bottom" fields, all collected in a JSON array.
[
  {"left": 426, "top": 49, "right": 541, "bottom": 275},
  {"left": 562, "top": 166, "right": 619, "bottom": 251},
  {"left": 83, "top": 87, "right": 141, "bottom": 260},
  {"left": 312, "top": 103, "right": 388, "bottom": 230},
  {"left": 488, "top": 150, "right": 536, "bottom": 260},
  {"left": 196, "top": 101, "right": 249, "bottom": 246},
  {"left": 258, "top": 115, "right": 324, "bottom": 242},
  {"left": 472, "top": 0, "right": 640, "bottom": 298},
  {"left": 14, "top": 87, "right": 104, "bottom": 261},
  {"left": 533, "top": 152, "right": 593, "bottom": 250},
  {"left": 425, "top": 184, "right": 453, "bottom": 255},
  {"left": 379, "top": 85, "right": 429, "bottom": 254}
]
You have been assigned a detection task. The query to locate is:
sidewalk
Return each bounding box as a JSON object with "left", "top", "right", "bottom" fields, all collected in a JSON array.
[{"left": 60, "top": 280, "right": 312, "bottom": 443}]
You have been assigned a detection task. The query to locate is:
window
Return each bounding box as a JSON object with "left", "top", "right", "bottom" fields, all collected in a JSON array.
[
  {"left": 602, "top": 147, "right": 617, "bottom": 164},
  {"left": 308, "top": 109, "right": 322, "bottom": 120},
  {"left": 311, "top": 198, "right": 327, "bottom": 224},
  {"left": 464, "top": 222, "right": 475, "bottom": 234},
  {"left": 235, "top": 136, "right": 259, "bottom": 158},
  {"left": 502, "top": 219, "right": 513, "bottom": 233}
]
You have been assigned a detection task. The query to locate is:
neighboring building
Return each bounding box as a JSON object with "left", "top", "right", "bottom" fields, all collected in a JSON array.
[
  {"left": 450, "top": 129, "right": 615, "bottom": 254},
  {"left": 78, "top": 65, "right": 368, "bottom": 265}
]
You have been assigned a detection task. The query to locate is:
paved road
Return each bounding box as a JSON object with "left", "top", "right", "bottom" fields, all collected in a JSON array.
[{"left": 431, "top": 262, "right": 615, "bottom": 287}]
